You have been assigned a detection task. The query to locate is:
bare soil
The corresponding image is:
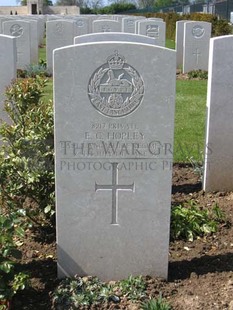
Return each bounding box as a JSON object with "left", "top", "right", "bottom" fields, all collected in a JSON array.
[{"left": 13, "top": 164, "right": 233, "bottom": 309}]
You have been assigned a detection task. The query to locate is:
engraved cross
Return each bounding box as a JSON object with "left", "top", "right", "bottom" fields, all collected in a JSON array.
[
  {"left": 95, "top": 162, "right": 135, "bottom": 225},
  {"left": 102, "top": 25, "right": 111, "bottom": 32},
  {"left": 193, "top": 48, "right": 201, "bottom": 66}
]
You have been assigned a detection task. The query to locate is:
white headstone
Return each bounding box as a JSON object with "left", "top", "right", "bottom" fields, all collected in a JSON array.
[
  {"left": 74, "top": 32, "right": 156, "bottom": 45},
  {"left": 137, "top": 20, "right": 166, "bottom": 46},
  {"left": 3, "top": 20, "right": 31, "bottom": 69},
  {"left": 203, "top": 35, "right": 233, "bottom": 191},
  {"left": 175, "top": 20, "right": 187, "bottom": 69},
  {"left": 54, "top": 41, "right": 176, "bottom": 281},
  {"left": 26, "top": 19, "right": 39, "bottom": 64},
  {"left": 92, "top": 20, "right": 121, "bottom": 33},
  {"left": 0, "top": 17, "right": 13, "bottom": 34},
  {"left": 0, "top": 35, "right": 16, "bottom": 123},
  {"left": 73, "top": 17, "right": 89, "bottom": 36},
  {"left": 122, "top": 17, "right": 138, "bottom": 34},
  {"left": 46, "top": 20, "right": 77, "bottom": 73},
  {"left": 183, "top": 21, "right": 211, "bottom": 73}
]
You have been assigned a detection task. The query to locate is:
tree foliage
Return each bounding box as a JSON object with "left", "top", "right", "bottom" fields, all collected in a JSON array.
[
  {"left": 96, "top": 2, "right": 136, "bottom": 13},
  {"left": 55, "top": 0, "right": 78, "bottom": 5},
  {"left": 20, "top": 0, "right": 53, "bottom": 5}
]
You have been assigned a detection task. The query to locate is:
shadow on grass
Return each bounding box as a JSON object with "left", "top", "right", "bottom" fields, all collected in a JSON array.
[{"left": 169, "top": 252, "right": 233, "bottom": 281}]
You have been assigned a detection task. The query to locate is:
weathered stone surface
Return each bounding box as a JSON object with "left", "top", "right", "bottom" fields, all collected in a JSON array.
[
  {"left": 3, "top": 20, "right": 31, "bottom": 69},
  {"left": 183, "top": 21, "right": 211, "bottom": 73},
  {"left": 0, "top": 34, "right": 16, "bottom": 124},
  {"left": 74, "top": 32, "right": 156, "bottom": 45},
  {"left": 137, "top": 20, "right": 166, "bottom": 46},
  {"left": 54, "top": 41, "right": 176, "bottom": 281},
  {"left": 92, "top": 19, "right": 121, "bottom": 33},
  {"left": 203, "top": 35, "right": 233, "bottom": 191}
]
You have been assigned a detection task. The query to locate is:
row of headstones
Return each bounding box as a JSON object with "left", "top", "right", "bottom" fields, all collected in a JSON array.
[
  {"left": 1, "top": 30, "right": 232, "bottom": 281},
  {"left": 0, "top": 29, "right": 231, "bottom": 191},
  {"left": 46, "top": 17, "right": 214, "bottom": 73},
  {"left": 0, "top": 14, "right": 46, "bottom": 68},
  {"left": 46, "top": 16, "right": 166, "bottom": 73},
  {"left": 52, "top": 33, "right": 233, "bottom": 281},
  {"left": 46, "top": 18, "right": 212, "bottom": 74},
  {"left": 0, "top": 14, "right": 212, "bottom": 74},
  {"left": 0, "top": 14, "right": 166, "bottom": 71}
]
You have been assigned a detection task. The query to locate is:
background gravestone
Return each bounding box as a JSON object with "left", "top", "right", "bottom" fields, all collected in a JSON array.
[
  {"left": 183, "top": 21, "right": 211, "bottom": 73},
  {"left": 92, "top": 20, "right": 121, "bottom": 33},
  {"left": 0, "top": 34, "right": 16, "bottom": 125},
  {"left": 203, "top": 35, "right": 233, "bottom": 191},
  {"left": 175, "top": 20, "right": 188, "bottom": 69},
  {"left": 26, "top": 19, "right": 39, "bottom": 64},
  {"left": 73, "top": 17, "right": 89, "bottom": 36},
  {"left": 46, "top": 20, "right": 77, "bottom": 73},
  {"left": 137, "top": 20, "right": 166, "bottom": 46},
  {"left": 0, "top": 17, "right": 13, "bottom": 33},
  {"left": 74, "top": 32, "right": 156, "bottom": 45},
  {"left": 54, "top": 41, "right": 176, "bottom": 281},
  {"left": 122, "top": 16, "right": 145, "bottom": 33},
  {"left": 3, "top": 20, "right": 31, "bottom": 69}
]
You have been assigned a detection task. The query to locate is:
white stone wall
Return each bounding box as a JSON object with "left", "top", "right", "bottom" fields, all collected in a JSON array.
[
  {"left": 0, "top": 6, "right": 27, "bottom": 15},
  {"left": 0, "top": 5, "right": 80, "bottom": 16}
]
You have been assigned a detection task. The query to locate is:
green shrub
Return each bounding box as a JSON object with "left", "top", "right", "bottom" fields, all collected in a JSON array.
[
  {"left": 0, "top": 77, "right": 55, "bottom": 227},
  {"left": 135, "top": 13, "right": 232, "bottom": 40},
  {"left": 212, "top": 19, "right": 232, "bottom": 36},
  {"left": 187, "top": 70, "right": 208, "bottom": 80},
  {"left": 170, "top": 202, "right": 226, "bottom": 241},
  {"left": 0, "top": 210, "right": 29, "bottom": 304},
  {"left": 17, "top": 63, "right": 51, "bottom": 79}
]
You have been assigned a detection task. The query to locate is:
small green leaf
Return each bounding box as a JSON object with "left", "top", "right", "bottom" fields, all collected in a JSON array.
[{"left": 44, "top": 205, "right": 51, "bottom": 214}]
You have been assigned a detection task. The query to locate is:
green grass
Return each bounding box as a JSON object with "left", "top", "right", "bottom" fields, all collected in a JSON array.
[
  {"left": 43, "top": 78, "right": 53, "bottom": 101},
  {"left": 174, "top": 80, "right": 207, "bottom": 162},
  {"left": 39, "top": 44, "right": 46, "bottom": 62},
  {"left": 166, "top": 38, "right": 175, "bottom": 49}
]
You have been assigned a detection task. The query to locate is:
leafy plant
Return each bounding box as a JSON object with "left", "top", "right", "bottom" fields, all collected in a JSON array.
[
  {"left": 141, "top": 295, "right": 171, "bottom": 310},
  {"left": 170, "top": 201, "right": 226, "bottom": 241},
  {"left": 0, "top": 210, "right": 29, "bottom": 305},
  {"left": 188, "top": 156, "right": 204, "bottom": 179},
  {"left": 52, "top": 276, "right": 112, "bottom": 309},
  {"left": 52, "top": 275, "right": 146, "bottom": 309},
  {"left": 17, "top": 63, "right": 51, "bottom": 78},
  {"left": 0, "top": 77, "right": 55, "bottom": 227},
  {"left": 188, "top": 70, "right": 208, "bottom": 80},
  {"left": 117, "top": 275, "right": 146, "bottom": 301}
]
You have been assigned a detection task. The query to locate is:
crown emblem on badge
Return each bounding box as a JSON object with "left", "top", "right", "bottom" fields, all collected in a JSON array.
[{"left": 107, "top": 51, "right": 125, "bottom": 70}]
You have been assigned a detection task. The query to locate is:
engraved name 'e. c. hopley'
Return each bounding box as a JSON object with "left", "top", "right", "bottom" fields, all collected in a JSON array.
[
  {"left": 95, "top": 162, "right": 135, "bottom": 225},
  {"left": 88, "top": 51, "right": 144, "bottom": 118}
]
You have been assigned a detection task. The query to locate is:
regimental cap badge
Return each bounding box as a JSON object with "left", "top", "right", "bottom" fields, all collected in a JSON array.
[
  {"left": 107, "top": 51, "right": 125, "bottom": 70},
  {"left": 88, "top": 50, "right": 144, "bottom": 118}
]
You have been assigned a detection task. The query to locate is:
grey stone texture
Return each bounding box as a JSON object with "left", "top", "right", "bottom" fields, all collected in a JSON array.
[
  {"left": 92, "top": 20, "right": 121, "bottom": 33},
  {"left": 203, "top": 35, "right": 233, "bottom": 191},
  {"left": 74, "top": 32, "right": 156, "bottom": 45},
  {"left": 0, "top": 34, "right": 16, "bottom": 124},
  {"left": 46, "top": 20, "right": 77, "bottom": 73},
  {"left": 54, "top": 41, "right": 176, "bottom": 281},
  {"left": 137, "top": 20, "right": 166, "bottom": 46},
  {"left": 183, "top": 21, "right": 211, "bottom": 73},
  {"left": 3, "top": 20, "right": 31, "bottom": 69}
]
